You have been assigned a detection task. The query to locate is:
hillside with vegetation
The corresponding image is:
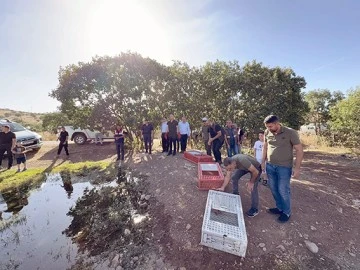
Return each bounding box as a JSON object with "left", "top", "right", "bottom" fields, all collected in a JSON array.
[{"left": 0, "top": 108, "right": 45, "bottom": 132}]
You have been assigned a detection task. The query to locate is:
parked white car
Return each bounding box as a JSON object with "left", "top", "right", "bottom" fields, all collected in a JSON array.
[
  {"left": 59, "top": 126, "right": 115, "bottom": 145},
  {"left": 300, "top": 124, "right": 327, "bottom": 135}
]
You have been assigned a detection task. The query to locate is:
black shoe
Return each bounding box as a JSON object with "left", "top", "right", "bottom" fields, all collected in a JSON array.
[
  {"left": 266, "top": 208, "right": 283, "bottom": 215},
  {"left": 232, "top": 191, "right": 239, "bottom": 195},
  {"left": 167, "top": 152, "right": 172, "bottom": 156},
  {"left": 116, "top": 158, "right": 120, "bottom": 161},
  {"left": 246, "top": 208, "right": 259, "bottom": 217},
  {"left": 278, "top": 213, "right": 290, "bottom": 223},
  {"left": 7, "top": 166, "right": 12, "bottom": 170},
  {"left": 173, "top": 152, "right": 176, "bottom": 156}
]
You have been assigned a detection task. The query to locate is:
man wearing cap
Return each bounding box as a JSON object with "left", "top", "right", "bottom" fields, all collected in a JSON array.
[
  {"left": 201, "top": 117, "right": 211, "bottom": 156},
  {"left": 141, "top": 120, "right": 154, "bottom": 154},
  {"left": 206, "top": 119, "right": 225, "bottom": 164},
  {"left": 0, "top": 124, "right": 16, "bottom": 170}
]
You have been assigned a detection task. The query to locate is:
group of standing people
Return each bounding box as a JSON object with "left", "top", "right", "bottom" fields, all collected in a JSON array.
[{"left": 150, "top": 113, "right": 303, "bottom": 223}]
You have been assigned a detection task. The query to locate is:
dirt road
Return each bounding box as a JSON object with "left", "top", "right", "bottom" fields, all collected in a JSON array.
[{"left": 25, "top": 142, "right": 360, "bottom": 269}]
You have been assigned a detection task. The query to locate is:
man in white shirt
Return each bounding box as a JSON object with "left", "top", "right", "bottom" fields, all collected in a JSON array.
[
  {"left": 178, "top": 116, "right": 191, "bottom": 153},
  {"left": 253, "top": 131, "right": 267, "bottom": 185},
  {"left": 160, "top": 118, "right": 168, "bottom": 153}
]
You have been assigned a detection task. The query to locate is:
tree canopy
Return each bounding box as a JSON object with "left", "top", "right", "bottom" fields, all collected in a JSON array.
[
  {"left": 304, "top": 89, "right": 344, "bottom": 132},
  {"left": 329, "top": 87, "right": 360, "bottom": 147},
  {"left": 50, "top": 52, "right": 309, "bottom": 141}
]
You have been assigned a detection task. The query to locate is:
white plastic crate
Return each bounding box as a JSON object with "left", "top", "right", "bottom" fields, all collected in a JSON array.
[{"left": 200, "top": 190, "right": 248, "bottom": 257}]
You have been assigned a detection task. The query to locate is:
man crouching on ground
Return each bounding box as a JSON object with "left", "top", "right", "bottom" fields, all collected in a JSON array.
[{"left": 217, "top": 154, "right": 262, "bottom": 217}]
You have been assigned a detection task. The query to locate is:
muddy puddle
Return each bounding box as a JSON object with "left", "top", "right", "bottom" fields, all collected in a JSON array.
[{"left": 0, "top": 168, "right": 149, "bottom": 270}]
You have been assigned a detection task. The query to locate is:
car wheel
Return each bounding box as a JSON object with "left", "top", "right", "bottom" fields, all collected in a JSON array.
[{"left": 74, "top": 133, "right": 87, "bottom": 145}]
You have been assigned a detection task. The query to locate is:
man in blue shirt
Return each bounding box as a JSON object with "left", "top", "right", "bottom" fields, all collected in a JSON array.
[{"left": 178, "top": 116, "right": 191, "bottom": 153}]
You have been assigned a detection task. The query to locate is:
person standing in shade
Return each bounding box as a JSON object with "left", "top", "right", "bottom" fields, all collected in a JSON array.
[
  {"left": 141, "top": 120, "right": 154, "bottom": 154},
  {"left": 206, "top": 119, "right": 224, "bottom": 164},
  {"left": 238, "top": 125, "right": 245, "bottom": 153},
  {"left": 94, "top": 126, "right": 105, "bottom": 145},
  {"left": 178, "top": 116, "right": 191, "bottom": 153},
  {"left": 262, "top": 115, "right": 303, "bottom": 223},
  {"left": 114, "top": 124, "right": 125, "bottom": 161},
  {"left": 217, "top": 154, "right": 262, "bottom": 217},
  {"left": 0, "top": 124, "right": 16, "bottom": 170},
  {"left": 57, "top": 126, "right": 69, "bottom": 157},
  {"left": 201, "top": 117, "right": 211, "bottom": 156},
  {"left": 224, "top": 120, "right": 239, "bottom": 157},
  {"left": 254, "top": 131, "right": 268, "bottom": 186},
  {"left": 167, "top": 114, "right": 179, "bottom": 156},
  {"left": 160, "top": 118, "right": 168, "bottom": 153}
]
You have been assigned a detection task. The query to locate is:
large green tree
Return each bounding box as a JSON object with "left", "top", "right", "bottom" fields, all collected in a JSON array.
[
  {"left": 50, "top": 53, "right": 170, "bottom": 140},
  {"left": 50, "top": 53, "right": 309, "bottom": 143}
]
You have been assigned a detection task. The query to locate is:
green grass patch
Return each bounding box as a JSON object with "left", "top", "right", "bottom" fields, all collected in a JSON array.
[{"left": 0, "top": 161, "right": 112, "bottom": 192}]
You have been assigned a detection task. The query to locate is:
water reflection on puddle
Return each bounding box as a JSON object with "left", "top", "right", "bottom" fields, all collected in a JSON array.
[{"left": 0, "top": 173, "right": 118, "bottom": 270}]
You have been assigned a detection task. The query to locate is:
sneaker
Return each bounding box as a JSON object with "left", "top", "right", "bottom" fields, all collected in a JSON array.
[
  {"left": 278, "top": 213, "right": 291, "bottom": 223},
  {"left": 246, "top": 208, "right": 259, "bottom": 217},
  {"left": 16, "top": 169, "right": 21, "bottom": 173},
  {"left": 22, "top": 168, "right": 27, "bottom": 172},
  {"left": 266, "top": 208, "right": 283, "bottom": 215}
]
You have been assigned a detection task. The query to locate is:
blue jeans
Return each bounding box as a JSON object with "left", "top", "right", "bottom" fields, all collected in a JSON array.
[
  {"left": 116, "top": 141, "right": 125, "bottom": 160},
  {"left": 266, "top": 163, "right": 292, "bottom": 216},
  {"left": 227, "top": 144, "right": 239, "bottom": 157},
  {"left": 232, "top": 167, "right": 261, "bottom": 210}
]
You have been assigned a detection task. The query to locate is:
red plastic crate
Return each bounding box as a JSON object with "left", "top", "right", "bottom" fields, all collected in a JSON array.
[
  {"left": 198, "top": 162, "right": 225, "bottom": 191},
  {"left": 184, "top": 150, "right": 213, "bottom": 164}
]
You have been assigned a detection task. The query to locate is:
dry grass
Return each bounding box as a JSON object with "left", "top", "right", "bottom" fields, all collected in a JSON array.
[
  {"left": 38, "top": 131, "right": 58, "bottom": 141},
  {"left": 300, "top": 134, "right": 354, "bottom": 155}
]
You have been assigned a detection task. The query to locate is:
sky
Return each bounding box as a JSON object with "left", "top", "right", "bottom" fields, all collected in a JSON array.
[{"left": 0, "top": 0, "right": 359, "bottom": 113}]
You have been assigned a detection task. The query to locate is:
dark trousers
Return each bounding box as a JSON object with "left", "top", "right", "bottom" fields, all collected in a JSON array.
[
  {"left": 57, "top": 141, "right": 69, "bottom": 155},
  {"left": 161, "top": 133, "right": 168, "bottom": 152},
  {"left": 168, "top": 137, "right": 177, "bottom": 154},
  {"left": 143, "top": 134, "right": 152, "bottom": 153},
  {"left": 116, "top": 141, "right": 125, "bottom": 160},
  {"left": 204, "top": 140, "right": 212, "bottom": 156},
  {"left": 212, "top": 139, "right": 224, "bottom": 163},
  {"left": 180, "top": 134, "right": 188, "bottom": 152},
  {"left": 0, "top": 145, "right": 13, "bottom": 168}
]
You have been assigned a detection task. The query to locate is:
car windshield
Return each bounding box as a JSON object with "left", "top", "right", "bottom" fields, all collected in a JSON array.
[{"left": 9, "top": 123, "right": 26, "bottom": 132}]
